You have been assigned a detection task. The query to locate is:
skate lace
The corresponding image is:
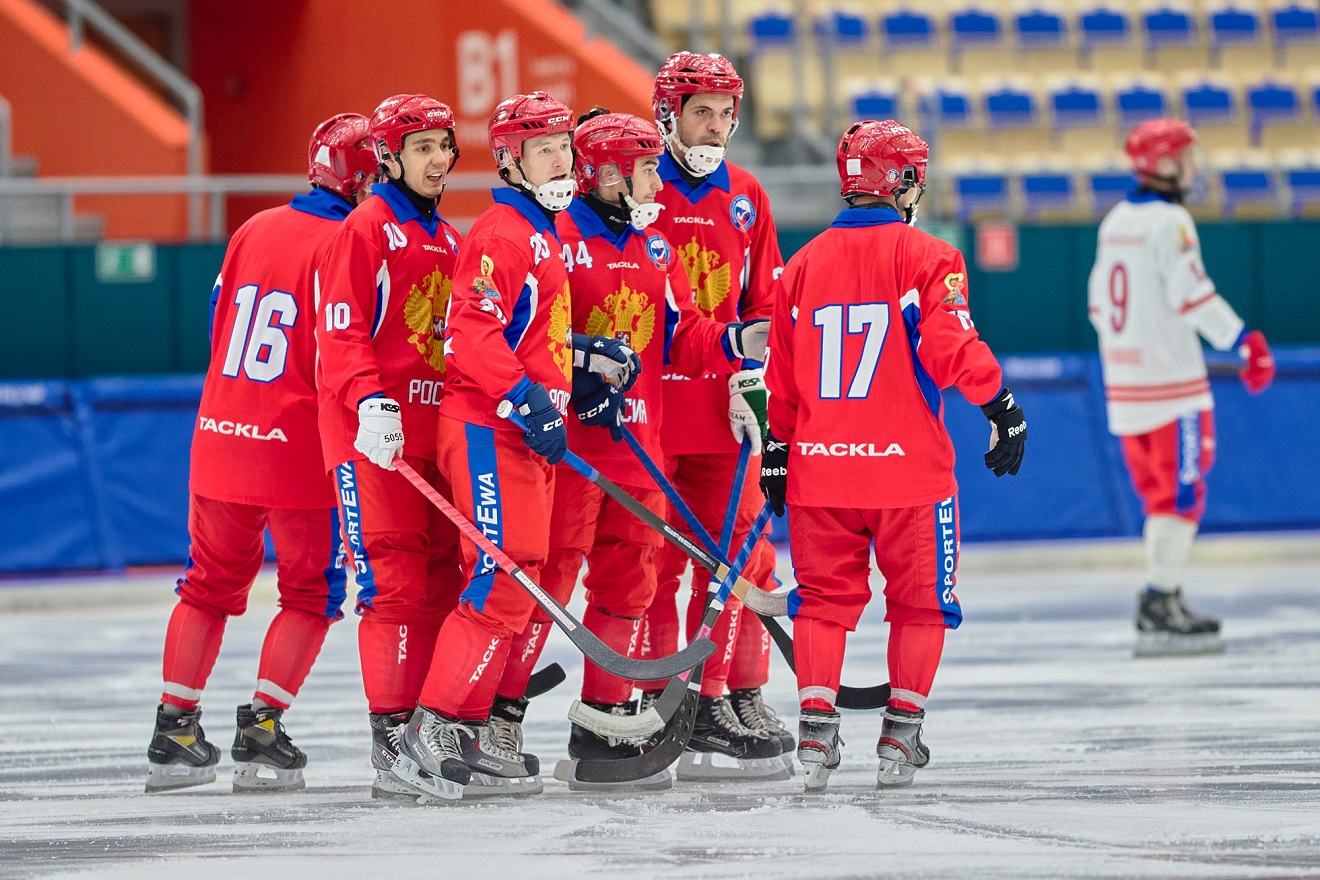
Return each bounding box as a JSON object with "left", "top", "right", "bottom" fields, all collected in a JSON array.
[
  {"left": 714, "top": 697, "right": 770, "bottom": 739},
  {"left": 419, "top": 714, "right": 465, "bottom": 762},
  {"left": 734, "top": 691, "right": 786, "bottom": 734},
  {"left": 475, "top": 722, "right": 524, "bottom": 763},
  {"left": 487, "top": 717, "right": 524, "bottom": 757}
]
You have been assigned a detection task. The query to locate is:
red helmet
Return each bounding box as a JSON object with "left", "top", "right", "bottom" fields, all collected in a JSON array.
[
  {"left": 573, "top": 113, "right": 664, "bottom": 193},
  {"left": 1125, "top": 118, "right": 1196, "bottom": 177},
  {"left": 308, "top": 112, "right": 377, "bottom": 200},
  {"left": 837, "top": 119, "right": 928, "bottom": 200},
  {"left": 652, "top": 52, "right": 744, "bottom": 124},
  {"left": 488, "top": 91, "right": 575, "bottom": 165},
  {"left": 368, "top": 94, "right": 458, "bottom": 169}
]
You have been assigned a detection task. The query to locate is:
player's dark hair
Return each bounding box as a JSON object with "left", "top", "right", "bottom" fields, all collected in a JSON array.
[{"left": 577, "top": 106, "right": 611, "bottom": 127}]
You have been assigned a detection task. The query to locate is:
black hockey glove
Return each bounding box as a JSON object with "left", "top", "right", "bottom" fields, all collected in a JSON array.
[
  {"left": 980, "top": 386, "right": 1027, "bottom": 477},
  {"left": 517, "top": 382, "right": 567, "bottom": 464},
  {"left": 759, "top": 433, "right": 789, "bottom": 516},
  {"left": 571, "top": 371, "right": 624, "bottom": 442}
]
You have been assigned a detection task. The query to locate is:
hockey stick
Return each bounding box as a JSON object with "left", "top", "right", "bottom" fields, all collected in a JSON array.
[
  {"left": 572, "top": 504, "right": 774, "bottom": 783},
  {"left": 496, "top": 402, "right": 782, "bottom": 616},
  {"left": 567, "top": 438, "right": 754, "bottom": 739},
  {"left": 394, "top": 460, "right": 714, "bottom": 680},
  {"left": 525, "top": 663, "right": 566, "bottom": 699},
  {"left": 618, "top": 425, "right": 892, "bottom": 712}
]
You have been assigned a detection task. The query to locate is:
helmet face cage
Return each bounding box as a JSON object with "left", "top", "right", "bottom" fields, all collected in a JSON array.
[
  {"left": 308, "top": 113, "right": 378, "bottom": 200},
  {"left": 573, "top": 114, "right": 664, "bottom": 194},
  {"left": 488, "top": 91, "right": 576, "bottom": 169},
  {"left": 369, "top": 94, "right": 459, "bottom": 175}
]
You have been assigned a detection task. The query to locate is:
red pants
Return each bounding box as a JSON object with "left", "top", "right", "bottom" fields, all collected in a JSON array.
[
  {"left": 335, "top": 455, "right": 464, "bottom": 714},
  {"left": 640, "top": 450, "right": 776, "bottom": 697},
  {"left": 1120, "top": 410, "right": 1216, "bottom": 524}
]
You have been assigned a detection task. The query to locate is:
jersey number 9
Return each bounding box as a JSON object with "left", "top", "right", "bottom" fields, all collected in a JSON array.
[{"left": 1108, "top": 263, "right": 1128, "bottom": 334}]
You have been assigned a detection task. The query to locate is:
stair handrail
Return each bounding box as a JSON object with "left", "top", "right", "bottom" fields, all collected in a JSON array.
[{"left": 64, "top": 0, "right": 204, "bottom": 236}]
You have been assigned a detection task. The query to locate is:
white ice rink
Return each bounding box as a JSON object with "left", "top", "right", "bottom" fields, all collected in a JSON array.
[{"left": 2, "top": 534, "right": 1319, "bottom": 880}]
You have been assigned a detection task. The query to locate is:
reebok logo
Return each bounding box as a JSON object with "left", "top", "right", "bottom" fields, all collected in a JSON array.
[{"left": 1008, "top": 423, "right": 1025, "bottom": 438}]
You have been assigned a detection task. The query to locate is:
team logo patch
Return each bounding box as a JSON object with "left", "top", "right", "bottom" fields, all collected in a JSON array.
[
  {"left": 942, "top": 272, "right": 967, "bottom": 306},
  {"left": 582, "top": 164, "right": 595, "bottom": 180},
  {"left": 404, "top": 269, "right": 453, "bottom": 371},
  {"left": 886, "top": 168, "right": 900, "bottom": 184},
  {"left": 1178, "top": 226, "right": 1195, "bottom": 253},
  {"left": 445, "top": 229, "right": 459, "bottom": 252},
  {"left": 645, "top": 235, "right": 670, "bottom": 269},
  {"left": 730, "top": 195, "right": 756, "bottom": 231},
  {"left": 678, "top": 237, "right": 730, "bottom": 317},
  {"left": 585, "top": 283, "right": 655, "bottom": 353},
  {"left": 480, "top": 254, "right": 494, "bottom": 276}
]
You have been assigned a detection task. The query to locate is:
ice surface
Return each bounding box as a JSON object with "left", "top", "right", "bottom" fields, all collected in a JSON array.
[{"left": 2, "top": 537, "right": 1319, "bottom": 879}]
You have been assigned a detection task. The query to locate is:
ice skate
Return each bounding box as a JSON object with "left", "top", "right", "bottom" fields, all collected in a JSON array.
[
  {"left": 729, "top": 687, "right": 796, "bottom": 771},
  {"left": 797, "top": 709, "right": 842, "bottom": 793},
  {"left": 676, "top": 695, "right": 790, "bottom": 782},
  {"left": 1134, "top": 586, "right": 1224, "bottom": 657},
  {"left": 390, "top": 707, "right": 471, "bottom": 802},
  {"left": 369, "top": 710, "right": 417, "bottom": 800},
  {"left": 459, "top": 720, "right": 543, "bottom": 798},
  {"left": 231, "top": 703, "right": 307, "bottom": 793},
  {"left": 145, "top": 704, "right": 220, "bottom": 793},
  {"left": 554, "top": 701, "right": 673, "bottom": 792},
  {"left": 876, "top": 706, "right": 929, "bottom": 789}
]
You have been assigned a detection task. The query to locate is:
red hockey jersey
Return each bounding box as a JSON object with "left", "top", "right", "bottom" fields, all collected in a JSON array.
[
  {"left": 766, "top": 207, "right": 1004, "bottom": 508},
  {"left": 191, "top": 189, "right": 352, "bottom": 509},
  {"left": 555, "top": 199, "right": 737, "bottom": 489},
  {"left": 441, "top": 189, "right": 573, "bottom": 431},
  {"left": 315, "top": 183, "right": 462, "bottom": 469},
  {"left": 652, "top": 152, "right": 784, "bottom": 455}
]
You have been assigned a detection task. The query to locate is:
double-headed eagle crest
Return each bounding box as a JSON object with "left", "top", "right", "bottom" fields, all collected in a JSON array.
[
  {"left": 584, "top": 282, "right": 655, "bottom": 353},
  {"left": 403, "top": 269, "right": 451, "bottom": 371},
  {"left": 548, "top": 282, "right": 573, "bottom": 381},
  {"left": 678, "top": 236, "right": 730, "bottom": 317}
]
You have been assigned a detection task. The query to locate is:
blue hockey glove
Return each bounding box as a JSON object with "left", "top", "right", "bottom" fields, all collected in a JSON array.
[
  {"left": 516, "top": 382, "right": 567, "bottom": 464},
  {"left": 572, "top": 333, "right": 641, "bottom": 391}
]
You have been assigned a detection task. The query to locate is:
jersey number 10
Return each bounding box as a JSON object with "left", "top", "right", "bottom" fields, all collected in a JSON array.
[
  {"left": 813, "top": 302, "right": 890, "bottom": 399},
  {"left": 221, "top": 284, "right": 297, "bottom": 383}
]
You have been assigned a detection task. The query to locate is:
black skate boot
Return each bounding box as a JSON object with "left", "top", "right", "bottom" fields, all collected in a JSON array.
[
  {"left": 677, "top": 695, "right": 790, "bottom": 782},
  {"left": 729, "top": 687, "right": 796, "bottom": 771},
  {"left": 798, "top": 708, "right": 842, "bottom": 793},
  {"left": 1135, "top": 586, "right": 1223, "bottom": 657},
  {"left": 489, "top": 695, "right": 529, "bottom": 757},
  {"left": 876, "top": 705, "right": 930, "bottom": 789},
  {"left": 458, "top": 720, "right": 543, "bottom": 798},
  {"left": 369, "top": 710, "right": 416, "bottom": 800},
  {"left": 231, "top": 703, "right": 307, "bottom": 793},
  {"left": 391, "top": 707, "right": 472, "bottom": 803},
  {"left": 554, "top": 700, "right": 673, "bottom": 792},
  {"left": 145, "top": 704, "right": 220, "bottom": 793}
]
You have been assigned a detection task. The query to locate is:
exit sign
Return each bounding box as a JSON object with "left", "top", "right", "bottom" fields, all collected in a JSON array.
[{"left": 96, "top": 243, "right": 157, "bottom": 283}]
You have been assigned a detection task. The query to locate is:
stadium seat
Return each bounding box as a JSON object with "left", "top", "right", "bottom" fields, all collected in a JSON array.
[
  {"left": 953, "top": 167, "right": 1012, "bottom": 220},
  {"left": 983, "top": 78, "right": 1046, "bottom": 150},
  {"left": 749, "top": 9, "right": 796, "bottom": 46},
  {"left": 850, "top": 84, "right": 900, "bottom": 120},
  {"left": 921, "top": 79, "right": 982, "bottom": 155},
  {"left": 1114, "top": 76, "right": 1171, "bottom": 128},
  {"left": 1048, "top": 76, "right": 1114, "bottom": 151},
  {"left": 1208, "top": 3, "right": 1272, "bottom": 69},
  {"left": 1273, "top": 2, "right": 1320, "bottom": 65},
  {"left": 1279, "top": 148, "right": 1320, "bottom": 215},
  {"left": 1142, "top": 3, "right": 1209, "bottom": 70},
  {"left": 948, "top": 6, "right": 1011, "bottom": 74},
  {"left": 878, "top": 8, "right": 948, "bottom": 74},
  {"left": 651, "top": 0, "right": 720, "bottom": 50},
  {"left": 1013, "top": 6, "right": 1076, "bottom": 71},
  {"left": 818, "top": 9, "right": 881, "bottom": 87},
  {"left": 749, "top": 11, "right": 822, "bottom": 141},
  {"left": 1215, "top": 151, "right": 1280, "bottom": 217},
  {"left": 1078, "top": 4, "right": 1144, "bottom": 70},
  {"left": 1246, "top": 77, "right": 1310, "bottom": 148},
  {"left": 1019, "top": 160, "right": 1082, "bottom": 218},
  {"left": 1181, "top": 75, "right": 1246, "bottom": 150},
  {"left": 1088, "top": 166, "right": 1136, "bottom": 215}
]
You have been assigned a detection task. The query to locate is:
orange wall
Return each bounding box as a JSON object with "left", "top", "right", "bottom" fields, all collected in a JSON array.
[
  {"left": 0, "top": 0, "right": 192, "bottom": 238},
  {"left": 190, "top": 0, "right": 653, "bottom": 231}
]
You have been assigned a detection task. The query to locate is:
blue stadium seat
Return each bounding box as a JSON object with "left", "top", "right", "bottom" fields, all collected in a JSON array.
[
  {"left": 1015, "top": 8, "right": 1067, "bottom": 47},
  {"left": 880, "top": 8, "right": 936, "bottom": 47},
  {"left": 954, "top": 171, "right": 1010, "bottom": 220},
  {"left": 1142, "top": 6, "right": 1196, "bottom": 46},
  {"left": 926, "top": 83, "right": 975, "bottom": 128},
  {"left": 851, "top": 88, "right": 899, "bottom": 119},
  {"left": 1078, "top": 5, "right": 1132, "bottom": 46},
  {"left": 1273, "top": 4, "right": 1320, "bottom": 45},
  {"left": 816, "top": 9, "right": 869, "bottom": 45},
  {"left": 1089, "top": 170, "right": 1133, "bottom": 214},
  {"left": 1221, "top": 166, "right": 1277, "bottom": 213},
  {"left": 1210, "top": 5, "right": 1261, "bottom": 44},
  {"left": 1247, "top": 79, "right": 1301, "bottom": 124},
  {"left": 749, "top": 10, "right": 797, "bottom": 49},
  {"left": 1022, "top": 169, "right": 1076, "bottom": 215},
  {"left": 1115, "top": 81, "right": 1168, "bottom": 127},
  {"left": 949, "top": 6, "right": 1003, "bottom": 46},
  {"left": 984, "top": 82, "right": 1038, "bottom": 128},
  {"left": 1050, "top": 81, "right": 1105, "bottom": 128},
  {"left": 1182, "top": 80, "right": 1236, "bottom": 125},
  {"left": 1286, "top": 165, "right": 1320, "bottom": 215}
]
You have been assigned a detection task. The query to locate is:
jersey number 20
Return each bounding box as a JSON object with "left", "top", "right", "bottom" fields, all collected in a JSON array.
[
  {"left": 221, "top": 284, "right": 297, "bottom": 383},
  {"left": 813, "top": 302, "right": 890, "bottom": 399}
]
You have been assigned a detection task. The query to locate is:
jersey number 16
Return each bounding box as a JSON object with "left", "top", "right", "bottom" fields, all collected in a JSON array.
[{"left": 221, "top": 284, "right": 297, "bottom": 383}]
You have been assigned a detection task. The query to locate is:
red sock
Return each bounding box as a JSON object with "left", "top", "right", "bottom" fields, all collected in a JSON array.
[
  {"left": 252, "top": 608, "right": 331, "bottom": 709},
  {"left": 494, "top": 619, "right": 551, "bottom": 701},
  {"left": 358, "top": 613, "right": 420, "bottom": 714},
  {"left": 794, "top": 616, "right": 846, "bottom": 713},
  {"left": 418, "top": 606, "right": 508, "bottom": 718},
  {"left": 726, "top": 610, "right": 771, "bottom": 691},
  {"left": 160, "top": 602, "right": 227, "bottom": 710},
  {"left": 581, "top": 605, "right": 642, "bottom": 705},
  {"left": 635, "top": 600, "right": 679, "bottom": 692},
  {"left": 887, "top": 623, "right": 945, "bottom": 712}
]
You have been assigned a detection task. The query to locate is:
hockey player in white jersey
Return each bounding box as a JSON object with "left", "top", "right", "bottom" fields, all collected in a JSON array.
[{"left": 1087, "top": 118, "right": 1275, "bottom": 657}]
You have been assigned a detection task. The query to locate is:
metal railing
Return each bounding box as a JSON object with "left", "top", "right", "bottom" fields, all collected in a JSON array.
[
  {"left": 63, "top": 0, "right": 206, "bottom": 236},
  {"left": 0, "top": 172, "right": 503, "bottom": 243}
]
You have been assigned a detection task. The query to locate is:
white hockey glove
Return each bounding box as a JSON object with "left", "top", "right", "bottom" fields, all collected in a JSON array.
[
  {"left": 725, "top": 319, "right": 770, "bottom": 362},
  {"left": 355, "top": 397, "right": 404, "bottom": 470},
  {"left": 728, "top": 369, "right": 769, "bottom": 453}
]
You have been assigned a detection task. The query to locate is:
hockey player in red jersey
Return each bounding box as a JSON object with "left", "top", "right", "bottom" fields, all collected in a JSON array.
[
  {"left": 387, "top": 92, "right": 640, "bottom": 802},
  {"left": 314, "top": 95, "right": 467, "bottom": 800},
  {"left": 147, "top": 113, "right": 377, "bottom": 794},
  {"left": 637, "top": 51, "right": 791, "bottom": 779},
  {"left": 760, "top": 120, "right": 1028, "bottom": 792},
  {"left": 1088, "top": 119, "right": 1275, "bottom": 657},
  {"left": 483, "top": 109, "right": 762, "bottom": 788}
]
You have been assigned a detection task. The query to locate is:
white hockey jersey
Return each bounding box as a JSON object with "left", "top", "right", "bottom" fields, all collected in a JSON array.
[{"left": 1087, "top": 193, "right": 1245, "bottom": 435}]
